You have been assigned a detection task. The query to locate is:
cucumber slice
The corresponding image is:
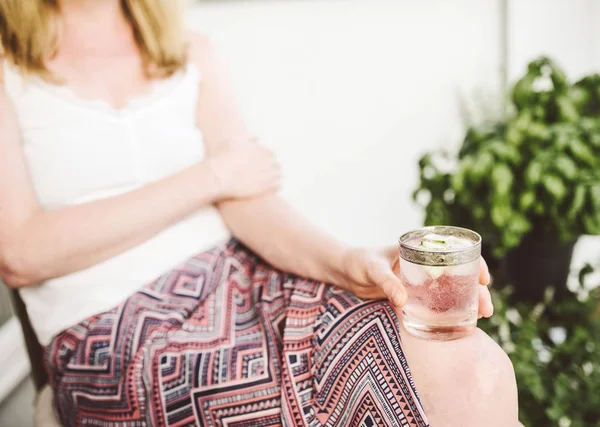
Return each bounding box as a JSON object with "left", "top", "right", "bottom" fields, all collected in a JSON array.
[
  {"left": 420, "top": 234, "right": 448, "bottom": 250},
  {"left": 420, "top": 233, "right": 471, "bottom": 250}
]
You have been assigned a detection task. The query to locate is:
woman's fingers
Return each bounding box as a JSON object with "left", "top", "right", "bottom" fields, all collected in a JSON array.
[
  {"left": 478, "top": 257, "right": 493, "bottom": 318},
  {"left": 391, "top": 255, "right": 400, "bottom": 276},
  {"left": 366, "top": 258, "right": 406, "bottom": 308},
  {"left": 478, "top": 285, "right": 494, "bottom": 318},
  {"left": 479, "top": 257, "right": 491, "bottom": 286}
]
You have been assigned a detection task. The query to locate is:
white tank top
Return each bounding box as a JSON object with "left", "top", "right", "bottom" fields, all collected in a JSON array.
[{"left": 3, "top": 62, "right": 231, "bottom": 346}]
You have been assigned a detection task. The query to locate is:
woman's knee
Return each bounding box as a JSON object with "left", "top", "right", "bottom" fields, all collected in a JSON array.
[
  {"left": 402, "top": 327, "right": 519, "bottom": 426},
  {"left": 441, "top": 328, "right": 514, "bottom": 385},
  {"left": 403, "top": 326, "right": 513, "bottom": 380},
  {"left": 451, "top": 328, "right": 519, "bottom": 425},
  {"left": 466, "top": 328, "right": 516, "bottom": 392}
]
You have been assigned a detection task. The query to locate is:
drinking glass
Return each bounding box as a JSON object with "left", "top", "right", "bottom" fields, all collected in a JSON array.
[{"left": 398, "top": 226, "right": 482, "bottom": 340}]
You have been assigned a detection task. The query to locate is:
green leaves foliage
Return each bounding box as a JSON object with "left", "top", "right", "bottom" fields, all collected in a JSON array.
[
  {"left": 415, "top": 56, "right": 600, "bottom": 255},
  {"left": 479, "top": 266, "right": 600, "bottom": 427}
]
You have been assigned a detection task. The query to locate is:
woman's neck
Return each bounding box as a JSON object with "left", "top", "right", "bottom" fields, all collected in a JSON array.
[{"left": 57, "top": 0, "right": 135, "bottom": 55}]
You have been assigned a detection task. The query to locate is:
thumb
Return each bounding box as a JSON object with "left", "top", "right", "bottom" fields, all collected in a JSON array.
[{"left": 367, "top": 259, "right": 407, "bottom": 308}]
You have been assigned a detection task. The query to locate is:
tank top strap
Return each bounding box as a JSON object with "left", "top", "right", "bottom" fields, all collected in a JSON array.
[{"left": 2, "top": 60, "right": 25, "bottom": 101}]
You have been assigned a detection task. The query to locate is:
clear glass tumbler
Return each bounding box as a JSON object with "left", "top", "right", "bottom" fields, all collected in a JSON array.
[{"left": 398, "top": 226, "right": 482, "bottom": 340}]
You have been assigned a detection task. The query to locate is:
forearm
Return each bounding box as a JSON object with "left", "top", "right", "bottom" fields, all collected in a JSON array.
[
  {"left": 192, "top": 37, "right": 347, "bottom": 284},
  {"left": 218, "top": 195, "right": 348, "bottom": 285},
  {"left": 1, "top": 162, "right": 220, "bottom": 287}
]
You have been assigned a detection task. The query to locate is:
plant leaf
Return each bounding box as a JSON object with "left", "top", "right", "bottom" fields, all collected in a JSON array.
[
  {"left": 520, "top": 191, "right": 536, "bottom": 211},
  {"left": 542, "top": 175, "right": 566, "bottom": 201},
  {"left": 491, "top": 164, "right": 514, "bottom": 195},
  {"left": 527, "top": 122, "right": 552, "bottom": 141},
  {"left": 451, "top": 156, "right": 475, "bottom": 192},
  {"left": 469, "top": 151, "right": 494, "bottom": 181},
  {"left": 487, "top": 140, "right": 521, "bottom": 164},
  {"left": 512, "top": 74, "right": 537, "bottom": 111},
  {"left": 506, "top": 123, "right": 524, "bottom": 146},
  {"left": 569, "top": 138, "right": 595, "bottom": 165},
  {"left": 552, "top": 124, "right": 575, "bottom": 150},
  {"left": 509, "top": 213, "right": 532, "bottom": 235},
  {"left": 491, "top": 199, "right": 512, "bottom": 227},
  {"left": 556, "top": 95, "right": 580, "bottom": 122},
  {"left": 583, "top": 214, "right": 600, "bottom": 234},
  {"left": 567, "top": 185, "right": 587, "bottom": 219},
  {"left": 473, "top": 205, "right": 485, "bottom": 220},
  {"left": 526, "top": 161, "right": 544, "bottom": 186},
  {"left": 554, "top": 155, "right": 578, "bottom": 180},
  {"left": 589, "top": 184, "right": 600, "bottom": 210}
]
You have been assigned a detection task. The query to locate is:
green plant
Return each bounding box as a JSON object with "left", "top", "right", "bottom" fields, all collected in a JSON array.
[
  {"left": 414, "top": 57, "right": 600, "bottom": 256},
  {"left": 480, "top": 264, "right": 600, "bottom": 427}
]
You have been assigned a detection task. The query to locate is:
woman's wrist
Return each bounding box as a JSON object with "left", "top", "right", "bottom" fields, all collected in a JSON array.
[
  {"left": 322, "top": 240, "right": 351, "bottom": 287},
  {"left": 182, "top": 160, "right": 227, "bottom": 205},
  {"left": 202, "top": 158, "right": 228, "bottom": 202}
]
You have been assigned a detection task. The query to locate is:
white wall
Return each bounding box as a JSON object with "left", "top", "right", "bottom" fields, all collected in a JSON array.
[
  {"left": 509, "top": 0, "right": 600, "bottom": 81},
  {"left": 188, "top": 0, "right": 502, "bottom": 246},
  {"left": 188, "top": 0, "right": 600, "bottom": 257}
]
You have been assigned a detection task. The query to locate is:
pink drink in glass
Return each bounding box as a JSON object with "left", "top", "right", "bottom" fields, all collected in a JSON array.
[{"left": 399, "top": 227, "right": 481, "bottom": 341}]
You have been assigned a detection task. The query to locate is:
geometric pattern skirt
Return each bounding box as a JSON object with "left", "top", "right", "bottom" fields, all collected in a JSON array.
[{"left": 45, "top": 239, "right": 429, "bottom": 427}]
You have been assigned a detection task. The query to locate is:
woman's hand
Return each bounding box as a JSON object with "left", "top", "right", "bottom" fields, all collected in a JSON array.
[
  {"left": 207, "top": 140, "right": 281, "bottom": 200},
  {"left": 339, "top": 247, "right": 494, "bottom": 318}
]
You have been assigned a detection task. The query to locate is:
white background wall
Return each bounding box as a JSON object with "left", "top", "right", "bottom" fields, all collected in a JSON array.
[
  {"left": 188, "top": 0, "right": 600, "bottom": 257},
  {"left": 509, "top": 0, "right": 600, "bottom": 80},
  {"left": 188, "top": 0, "right": 502, "bottom": 246}
]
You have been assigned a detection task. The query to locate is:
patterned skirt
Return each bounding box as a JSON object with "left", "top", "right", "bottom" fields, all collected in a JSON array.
[{"left": 45, "top": 239, "right": 429, "bottom": 427}]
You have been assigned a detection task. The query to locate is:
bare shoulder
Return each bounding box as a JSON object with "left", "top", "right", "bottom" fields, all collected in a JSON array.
[
  {"left": 0, "top": 59, "right": 21, "bottom": 133},
  {"left": 0, "top": 59, "right": 10, "bottom": 106},
  {"left": 186, "top": 31, "right": 219, "bottom": 72}
]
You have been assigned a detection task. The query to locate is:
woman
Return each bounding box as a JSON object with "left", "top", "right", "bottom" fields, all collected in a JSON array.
[{"left": 0, "top": 0, "right": 519, "bottom": 426}]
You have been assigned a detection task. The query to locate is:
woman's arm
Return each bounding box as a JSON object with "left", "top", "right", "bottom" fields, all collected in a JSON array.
[
  {"left": 193, "top": 34, "right": 495, "bottom": 315},
  {"left": 0, "top": 68, "right": 277, "bottom": 288},
  {"left": 0, "top": 79, "right": 217, "bottom": 287},
  {"left": 193, "top": 35, "right": 350, "bottom": 286},
  {"left": 220, "top": 195, "right": 349, "bottom": 285}
]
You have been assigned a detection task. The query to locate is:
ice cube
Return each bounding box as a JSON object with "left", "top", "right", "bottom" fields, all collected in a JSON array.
[
  {"left": 423, "top": 265, "right": 446, "bottom": 279},
  {"left": 446, "top": 259, "right": 479, "bottom": 277},
  {"left": 400, "top": 260, "right": 428, "bottom": 285}
]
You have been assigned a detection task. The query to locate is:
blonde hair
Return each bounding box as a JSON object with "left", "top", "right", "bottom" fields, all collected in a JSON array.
[{"left": 0, "top": 0, "right": 187, "bottom": 80}]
